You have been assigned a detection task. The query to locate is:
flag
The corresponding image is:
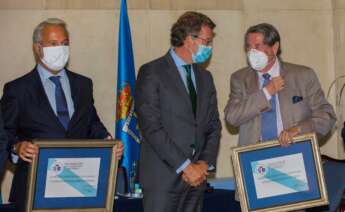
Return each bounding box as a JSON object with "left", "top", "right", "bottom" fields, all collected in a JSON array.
[{"left": 116, "top": 0, "right": 141, "bottom": 192}]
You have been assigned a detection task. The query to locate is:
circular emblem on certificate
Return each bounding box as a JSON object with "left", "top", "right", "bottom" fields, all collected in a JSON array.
[
  {"left": 51, "top": 160, "right": 64, "bottom": 176},
  {"left": 256, "top": 164, "right": 267, "bottom": 177}
]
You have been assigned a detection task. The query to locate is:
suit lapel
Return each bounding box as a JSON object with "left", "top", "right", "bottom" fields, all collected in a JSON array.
[
  {"left": 164, "top": 53, "right": 194, "bottom": 110},
  {"left": 278, "top": 62, "right": 293, "bottom": 129},
  {"left": 30, "top": 68, "right": 65, "bottom": 130},
  {"left": 246, "top": 68, "right": 260, "bottom": 95},
  {"left": 246, "top": 69, "right": 261, "bottom": 140},
  {"left": 193, "top": 64, "right": 204, "bottom": 121},
  {"left": 66, "top": 70, "right": 81, "bottom": 131}
]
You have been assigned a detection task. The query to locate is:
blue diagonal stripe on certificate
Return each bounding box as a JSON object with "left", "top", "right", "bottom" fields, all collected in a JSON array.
[
  {"left": 263, "top": 167, "right": 308, "bottom": 192},
  {"left": 56, "top": 167, "right": 97, "bottom": 197}
]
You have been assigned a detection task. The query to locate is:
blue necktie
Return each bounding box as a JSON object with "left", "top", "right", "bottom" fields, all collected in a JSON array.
[
  {"left": 261, "top": 73, "right": 278, "bottom": 141},
  {"left": 49, "top": 76, "right": 70, "bottom": 130}
]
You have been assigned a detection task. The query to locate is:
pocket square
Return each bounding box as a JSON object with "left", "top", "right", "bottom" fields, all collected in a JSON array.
[{"left": 292, "top": 96, "right": 303, "bottom": 104}]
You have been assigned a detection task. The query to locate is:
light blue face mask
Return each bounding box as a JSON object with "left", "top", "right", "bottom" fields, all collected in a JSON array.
[{"left": 192, "top": 44, "right": 212, "bottom": 63}]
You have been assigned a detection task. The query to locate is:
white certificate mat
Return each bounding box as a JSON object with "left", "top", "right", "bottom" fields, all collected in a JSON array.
[
  {"left": 44, "top": 157, "right": 101, "bottom": 198},
  {"left": 251, "top": 153, "right": 309, "bottom": 199}
]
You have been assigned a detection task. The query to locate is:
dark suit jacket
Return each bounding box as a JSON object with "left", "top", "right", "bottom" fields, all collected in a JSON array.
[
  {"left": 1, "top": 67, "right": 109, "bottom": 205},
  {"left": 0, "top": 109, "right": 8, "bottom": 177},
  {"left": 135, "top": 52, "right": 221, "bottom": 192}
]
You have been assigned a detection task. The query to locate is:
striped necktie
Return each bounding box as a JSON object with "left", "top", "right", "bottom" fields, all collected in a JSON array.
[
  {"left": 49, "top": 76, "right": 70, "bottom": 130},
  {"left": 261, "top": 73, "right": 278, "bottom": 141}
]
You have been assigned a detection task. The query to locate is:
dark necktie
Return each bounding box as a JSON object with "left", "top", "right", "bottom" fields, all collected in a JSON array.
[
  {"left": 49, "top": 76, "right": 70, "bottom": 130},
  {"left": 183, "top": 64, "right": 198, "bottom": 154},
  {"left": 261, "top": 73, "right": 278, "bottom": 141},
  {"left": 183, "top": 64, "right": 197, "bottom": 116}
]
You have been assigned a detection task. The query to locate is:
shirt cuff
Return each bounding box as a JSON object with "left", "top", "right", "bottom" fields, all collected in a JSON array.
[
  {"left": 263, "top": 87, "right": 272, "bottom": 100},
  {"left": 11, "top": 153, "right": 19, "bottom": 164},
  {"left": 176, "top": 159, "right": 191, "bottom": 174},
  {"left": 208, "top": 164, "right": 216, "bottom": 172}
]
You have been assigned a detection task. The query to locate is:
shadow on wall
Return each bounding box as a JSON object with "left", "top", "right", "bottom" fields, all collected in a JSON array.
[
  {"left": 225, "top": 122, "right": 239, "bottom": 135},
  {"left": 318, "top": 131, "right": 334, "bottom": 147},
  {"left": 1, "top": 162, "right": 15, "bottom": 204}
]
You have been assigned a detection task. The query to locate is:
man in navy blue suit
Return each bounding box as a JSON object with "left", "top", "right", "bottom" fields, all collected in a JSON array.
[{"left": 1, "top": 18, "right": 123, "bottom": 210}]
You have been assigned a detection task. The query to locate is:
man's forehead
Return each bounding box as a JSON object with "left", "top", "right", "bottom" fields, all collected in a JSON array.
[
  {"left": 247, "top": 33, "right": 264, "bottom": 41},
  {"left": 41, "top": 25, "right": 68, "bottom": 40},
  {"left": 42, "top": 25, "right": 66, "bottom": 35},
  {"left": 199, "top": 26, "right": 214, "bottom": 37}
]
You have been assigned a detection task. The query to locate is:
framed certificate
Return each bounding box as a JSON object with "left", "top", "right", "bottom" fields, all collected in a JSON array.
[
  {"left": 232, "top": 133, "right": 328, "bottom": 212},
  {"left": 26, "top": 140, "right": 118, "bottom": 212}
]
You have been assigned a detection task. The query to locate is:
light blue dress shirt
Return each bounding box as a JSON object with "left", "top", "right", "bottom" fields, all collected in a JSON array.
[
  {"left": 169, "top": 49, "right": 193, "bottom": 173},
  {"left": 37, "top": 64, "right": 75, "bottom": 118},
  {"left": 169, "top": 48, "right": 197, "bottom": 92}
]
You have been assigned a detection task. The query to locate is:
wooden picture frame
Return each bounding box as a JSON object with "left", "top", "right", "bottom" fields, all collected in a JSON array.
[
  {"left": 232, "top": 133, "right": 328, "bottom": 212},
  {"left": 25, "top": 140, "right": 118, "bottom": 212}
]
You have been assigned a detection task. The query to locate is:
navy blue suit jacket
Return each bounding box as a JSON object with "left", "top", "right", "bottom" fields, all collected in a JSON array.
[{"left": 1, "top": 67, "right": 109, "bottom": 206}]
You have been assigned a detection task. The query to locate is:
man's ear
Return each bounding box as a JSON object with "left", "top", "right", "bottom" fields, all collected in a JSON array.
[
  {"left": 272, "top": 41, "right": 279, "bottom": 55},
  {"left": 33, "top": 43, "right": 43, "bottom": 60},
  {"left": 184, "top": 34, "right": 194, "bottom": 49}
]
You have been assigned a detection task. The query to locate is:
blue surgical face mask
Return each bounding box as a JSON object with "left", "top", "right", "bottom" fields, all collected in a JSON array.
[{"left": 192, "top": 44, "right": 212, "bottom": 63}]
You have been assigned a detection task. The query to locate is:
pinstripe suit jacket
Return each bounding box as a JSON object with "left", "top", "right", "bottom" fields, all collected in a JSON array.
[{"left": 225, "top": 61, "right": 336, "bottom": 146}]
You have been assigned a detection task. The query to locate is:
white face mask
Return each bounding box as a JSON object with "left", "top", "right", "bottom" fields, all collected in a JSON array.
[
  {"left": 247, "top": 48, "right": 268, "bottom": 71},
  {"left": 41, "top": 46, "right": 70, "bottom": 71}
]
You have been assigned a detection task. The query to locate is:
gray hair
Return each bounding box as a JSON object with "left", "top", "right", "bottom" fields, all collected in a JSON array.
[
  {"left": 33, "top": 18, "right": 69, "bottom": 43},
  {"left": 244, "top": 23, "right": 281, "bottom": 56}
]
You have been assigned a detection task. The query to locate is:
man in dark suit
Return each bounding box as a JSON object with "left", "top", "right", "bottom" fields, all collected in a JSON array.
[
  {"left": 1, "top": 18, "right": 123, "bottom": 210},
  {"left": 135, "top": 11, "right": 221, "bottom": 212}
]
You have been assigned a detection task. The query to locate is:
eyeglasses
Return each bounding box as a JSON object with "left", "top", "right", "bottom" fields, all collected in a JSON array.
[{"left": 192, "top": 35, "right": 213, "bottom": 46}]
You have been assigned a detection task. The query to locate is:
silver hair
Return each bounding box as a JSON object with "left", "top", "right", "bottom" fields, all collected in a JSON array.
[{"left": 33, "top": 18, "right": 69, "bottom": 43}]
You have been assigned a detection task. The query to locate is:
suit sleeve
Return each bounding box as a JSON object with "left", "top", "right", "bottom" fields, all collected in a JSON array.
[
  {"left": 198, "top": 72, "right": 221, "bottom": 167},
  {"left": 1, "top": 83, "right": 20, "bottom": 146},
  {"left": 295, "top": 70, "right": 336, "bottom": 136},
  {"left": 224, "top": 73, "right": 270, "bottom": 127},
  {"left": 135, "top": 65, "right": 188, "bottom": 171},
  {"left": 88, "top": 80, "right": 110, "bottom": 139}
]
